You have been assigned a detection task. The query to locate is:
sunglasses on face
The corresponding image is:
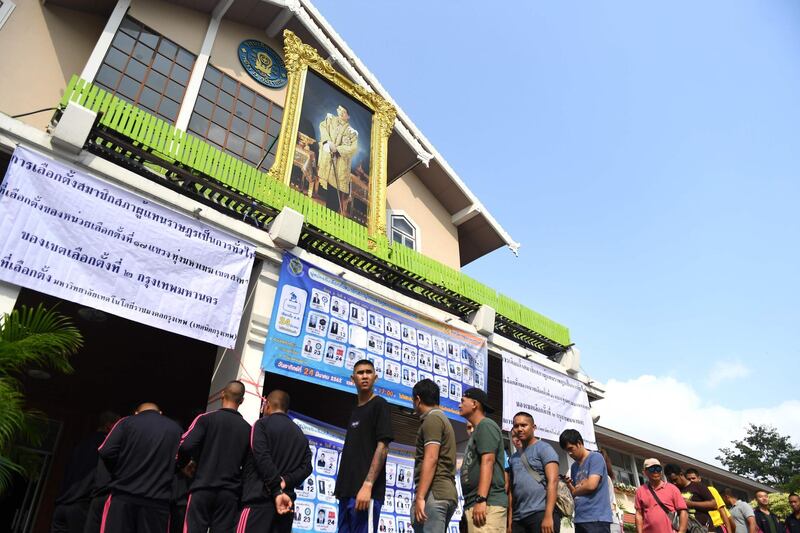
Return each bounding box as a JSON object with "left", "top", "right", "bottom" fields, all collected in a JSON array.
[{"left": 646, "top": 465, "right": 663, "bottom": 473}]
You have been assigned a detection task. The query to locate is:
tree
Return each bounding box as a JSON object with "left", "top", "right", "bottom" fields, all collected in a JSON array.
[
  {"left": 0, "top": 303, "right": 83, "bottom": 494},
  {"left": 717, "top": 424, "right": 800, "bottom": 487}
]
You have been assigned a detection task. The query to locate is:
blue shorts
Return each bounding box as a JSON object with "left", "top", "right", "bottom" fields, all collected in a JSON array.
[{"left": 338, "top": 498, "right": 383, "bottom": 533}]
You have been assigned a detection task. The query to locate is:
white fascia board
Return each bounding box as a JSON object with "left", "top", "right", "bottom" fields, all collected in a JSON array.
[{"left": 261, "top": 0, "right": 518, "bottom": 253}]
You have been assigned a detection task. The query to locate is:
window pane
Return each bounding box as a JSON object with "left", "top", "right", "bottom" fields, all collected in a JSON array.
[
  {"left": 234, "top": 99, "right": 251, "bottom": 120},
  {"left": 105, "top": 47, "right": 129, "bottom": 71},
  {"left": 144, "top": 70, "right": 167, "bottom": 93},
  {"left": 231, "top": 116, "right": 248, "bottom": 137},
  {"left": 194, "top": 96, "right": 213, "bottom": 119},
  {"left": 151, "top": 54, "right": 172, "bottom": 76},
  {"left": 176, "top": 49, "right": 194, "bottom": 69},
  {"left": 211, "top": 106, "right": 230, "bottom": 127},
  {"left": 392, "top": 216, "right": 414, "bottom": 235},
  {"left": 260, "top": 153, "right": 275, "bottom": 170},
  {"left": 158, "top": 98, "right": 179, "bottom": 121},
  {"left": 207, "top": 123, "right": 226, "bottom": 146},
  {"left": 221, "top": 76, "right": 237, "bottom": 96},
  {"left": 268, "top": 119, "right": 280, "bottom": 137},
  {"left": 271, "top": 104, "right": 283, "bottom": 122},
  {"left": 250, "top": 110, "right": 267, "bottom": 131},
  {"left": 226, "top": 133, "right": 245, "bottom": 155},
  {"left": 171, "top": 64, "right": 190, "bottom": 85},
  {"left": 392, "top": 230, "right": 403, "bottom": 243},
  {"left": 199, "top": 80, "right": 217, "bottom": 101},
  {"left": 246, "top": 128, "right": 265, "bottom": 146},
  {"left": 165, "top": 79, "right": 184, "bottom": 101},
  {"left": 139, "top": 86, "right": 160, "bottom": 111},
  {"left": 204, "top": 66, "right": 222, "bottom": 86},
  {"left": 244, "top": 142, "right": 262, "bottom": 164},
  {"left": 254, "top": 95, "right": 270, "bottom": 115},
  {"left": 158, "top": 39, "right": 177, "bottom": 60},
  {"left": 188, "top": 114, "right": 209, "bottom": 135},
  {"left": 119, "top": 18, "right": 140, "bottom": 38},
  {"left": 112, "top": 31, "right": 135, "bottom": 54},
  {"left": 238, "top": 85, "right": 255, "bottom": 106},
  {"left": 95, "top": 65, "right": 122, "bottom": 90},
  {"left": 125, "top": 58, "right": 147, "bottom": 82},
  {"left": 132, "top": 42, "right": 154, "bottom": 64},
  {"left": 139, "top": 29, "right": 159, "bottom": 49},
  {"left": 117, "top": 75, "right": 140, "bottom": 101},
  {"left": 217, "top": 90, "right": 233, "bottom": 110}
]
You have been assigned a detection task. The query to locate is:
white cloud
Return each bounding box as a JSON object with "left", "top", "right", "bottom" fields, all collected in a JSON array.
[
  {"left": 707, "top": 360, "right": 751, "bottom": 388},
  {"left": 592, "top": 374, "right": 800, "bottom": 467}
]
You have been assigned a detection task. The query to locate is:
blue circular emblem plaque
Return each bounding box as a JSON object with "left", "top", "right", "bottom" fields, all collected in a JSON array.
[{"left": 238, "top": 40, "right": 287, "bottom": 88}]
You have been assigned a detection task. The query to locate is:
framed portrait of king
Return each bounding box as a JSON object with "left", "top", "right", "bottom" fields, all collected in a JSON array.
[{"left": 268, "top": 31, "right": 396, "bottom": 239}]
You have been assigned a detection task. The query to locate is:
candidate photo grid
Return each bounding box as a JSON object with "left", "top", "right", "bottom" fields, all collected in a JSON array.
[{"left": 301, "top": 285, "right": 486, "bottom": 399}]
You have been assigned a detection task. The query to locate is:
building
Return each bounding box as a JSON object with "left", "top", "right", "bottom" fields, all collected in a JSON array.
[
  {"left": 0, "top": 1, "right": 601, "bottom": 531},
  {"left": 0, "top": 2, "right": 771, "bottom": 533}
]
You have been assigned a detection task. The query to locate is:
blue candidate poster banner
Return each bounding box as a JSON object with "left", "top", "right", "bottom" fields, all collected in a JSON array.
[
  {"left": 289, "top": 412, "right": 463, "bottom": 533},
  {"left": 262, "top": 253, "right": 489, "bottom": 420}
]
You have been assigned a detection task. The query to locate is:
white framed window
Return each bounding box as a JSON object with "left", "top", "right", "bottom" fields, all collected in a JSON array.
[
  {"left": 388, "top": 210, "right": 420, "bottom": 251},
  {"left": 0, "top": 1, "right": 16, "bottom": 30}
]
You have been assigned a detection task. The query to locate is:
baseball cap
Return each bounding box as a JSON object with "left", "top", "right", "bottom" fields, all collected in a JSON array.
[
  {"left": 462, "top": 387, "right": 494, "bottom": 414},
  {"left": 643, "top": 458, "right": 661, "bottom": 468}
]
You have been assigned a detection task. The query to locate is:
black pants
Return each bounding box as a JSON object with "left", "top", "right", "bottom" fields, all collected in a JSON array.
[
  {"left": 51, "top": 501, "right": 90, "bottom": 533},
  {"left": 576, "top": 523, "right": 611, "bottom": 533},
  {"left": 184, "top": 489, "right": 239, "bottom": 533},
  {"left": 237, "top": 501, "right": 293, "bottom": 533},
  {"left": 100, "top": 494, "right": 170, "bottom": 533},
  {"left": 169, "top": 505, "right": 186, "bottom": 533},
  {"left": 513, "top": 510, "right": 562, "bottom": 533},
  {"left": 83, "top": 495, "right": 107, "bottom": 533}
]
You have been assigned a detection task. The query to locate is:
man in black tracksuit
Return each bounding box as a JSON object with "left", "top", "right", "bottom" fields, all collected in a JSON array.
[
  {"left": 52, "top": 411, "right": 119, "bottom": 533},
  {"left": 97, "top": 402, "right": 182, "bottom": 533},
  {"left": 237, "top": 390, "right": 312, "bottom": 533},
  {"left": 177, "top": 380, "right": 251, "bottom": 533}
]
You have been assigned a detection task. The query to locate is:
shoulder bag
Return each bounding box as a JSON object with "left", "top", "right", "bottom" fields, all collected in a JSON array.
[
  {"left": 519, "top": 445, "right": 575, "bottom": 517},
  {"left": 646, "top": 483, "right": 707, "bottom": 533}
]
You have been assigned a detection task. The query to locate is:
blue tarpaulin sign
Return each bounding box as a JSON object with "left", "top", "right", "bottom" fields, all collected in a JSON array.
[{"left": 261, "top": 253, "right": 488, "bottom": 420}]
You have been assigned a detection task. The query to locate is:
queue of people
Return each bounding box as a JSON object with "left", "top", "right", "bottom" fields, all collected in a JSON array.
[{"left": 51, "top": 361, "right": 783, "bottom": 533}]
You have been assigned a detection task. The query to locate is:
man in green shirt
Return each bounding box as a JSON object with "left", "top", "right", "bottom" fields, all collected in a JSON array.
[
  {"left": 459, "top": 387, "right": 507, "bottom": 533},
  {"left": 412, "top": 379, "right": 458, "bottom": 533}
]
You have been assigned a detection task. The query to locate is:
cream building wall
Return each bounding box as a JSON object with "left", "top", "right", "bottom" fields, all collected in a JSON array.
[
  {"left": 210, "top": 19, "right": 288, "bottom": 107},
  {"left": 387, "top": 170, "right": 461, "bottom": 269},
  {"left": 0, "top": 2, "right": 104, "bottom": 131},
  {"left": 128, "top": 0, "right": 208, "bottom": 55}
]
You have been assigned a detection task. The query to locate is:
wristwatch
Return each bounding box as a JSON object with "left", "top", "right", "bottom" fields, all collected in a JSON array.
[{"left": 476, "top": 495, "right": 488, "bottom": 504}]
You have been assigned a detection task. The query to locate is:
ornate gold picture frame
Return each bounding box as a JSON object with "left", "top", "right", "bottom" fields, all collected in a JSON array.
[{"left": 269, "top": 30, "right": 396, "bottom": 239}]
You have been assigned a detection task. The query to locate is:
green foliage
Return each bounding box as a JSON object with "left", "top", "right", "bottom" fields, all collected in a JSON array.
[
  {"left": 749, "top": 493, "right": 792, "bottom": 520},
  {"left": 780, "top": 474, "right": 800, "bottom": 494},
  {"left": 717, "top": 424, "right": 800, "bottom": 486},
  {"left": 0, "top": 304, "right": 83, "bottom": 494}
]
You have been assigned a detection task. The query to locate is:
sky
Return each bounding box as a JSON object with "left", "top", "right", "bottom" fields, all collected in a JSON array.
[{"left": 311, "top": 0, "right": 800, "bottom": 466}]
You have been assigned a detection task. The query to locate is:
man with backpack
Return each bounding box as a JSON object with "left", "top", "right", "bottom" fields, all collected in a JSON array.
[{"left": 506, "top": 412, "right": 561, "bottom": 533}]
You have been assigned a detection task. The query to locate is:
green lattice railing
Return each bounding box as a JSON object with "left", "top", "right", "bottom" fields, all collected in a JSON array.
[{"left": 59, "top": 75, "right": 570, "bottom": 346}]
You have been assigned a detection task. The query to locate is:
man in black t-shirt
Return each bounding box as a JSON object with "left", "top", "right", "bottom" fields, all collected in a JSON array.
[
  {"left": 754, "top": 490, "right": 782, "bottom": 533},
  {"left": 334, "top": 359, "right": 394, "bottom": 533},
  {"left": 665, "top": 464, "right": 717, "bottom": 531},
  {"left": 786, "top": 493, "right": 800, "bottom": 533}
]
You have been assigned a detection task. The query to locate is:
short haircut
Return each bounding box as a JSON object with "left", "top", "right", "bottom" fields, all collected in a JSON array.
[
  {"left": 225, "top": 380, "right": 246, "bottom": 404},
  {"left": 755, "top": 490, "right": 769, "bottom": 497},
  {"left": 559, "top": 429, "right": 584, "bottom": 449},
  {"left": 412, "top": 379, "right": 439, "bottom": 406},
  {"left": 790, "top": 493, "right": 800, "bottom": 499},
  {"left": 723, "top": 489, "right": 736, "bottom": 499},
  {"left": 267, "top": 389, "right": 290, "bottom": 412},
  {"left": 663, "top": 463, "right": 683, "bottom": 477},
  {"left": 512, "top": 411, "right": 534, "bottom": 424},
  {"left": 685, "top": 467, "right": 700, "bottom": 477},
  {"left": 353, "top": 359, "right": 374, "bottom": 370}
]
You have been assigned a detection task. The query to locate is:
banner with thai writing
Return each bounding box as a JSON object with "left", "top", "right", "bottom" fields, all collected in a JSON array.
[
  {"left": 262, "top": 253, "right": 488, "bottom": 420},
  {"left": 0, "top": 146, "right": 255, "bottom": 348},
  {"left": 501, "top": 352, "right": 597, "bottom": 449},
  {"left": 289, "top": 411, "right": 463, "bottom": 533}
]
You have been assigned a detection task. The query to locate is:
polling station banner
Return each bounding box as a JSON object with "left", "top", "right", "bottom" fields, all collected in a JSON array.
[
  {"left": 262, "top": 253, "right": 488, "bottom": 420},
  {"left": 289, "top": 412, "right": 463, "bottom": 533},
  {"left": 501, "top": 352, "right": 597, "bottom": 449},
  {"left": 0, "top": 146, "right": 255, "bottom": 348}
]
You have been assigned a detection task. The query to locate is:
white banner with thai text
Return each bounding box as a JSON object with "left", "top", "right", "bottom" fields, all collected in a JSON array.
[
  {"left": 0, "top": 146, "right": 255, "bottom": 348},
  {"left": 502, "top": 352, "right": 597, "bottom": 449}
]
